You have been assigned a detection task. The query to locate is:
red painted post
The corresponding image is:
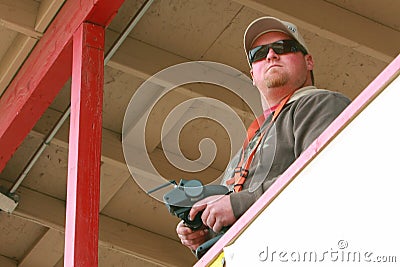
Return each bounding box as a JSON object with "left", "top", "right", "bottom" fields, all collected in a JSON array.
[{"left": 64, "top": 22, "right": 105, "bottom": 266}]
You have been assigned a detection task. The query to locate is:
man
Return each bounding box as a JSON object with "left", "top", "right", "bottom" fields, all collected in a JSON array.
[{"left": 176, "top": 16, "right": 350, "bottom": 252}]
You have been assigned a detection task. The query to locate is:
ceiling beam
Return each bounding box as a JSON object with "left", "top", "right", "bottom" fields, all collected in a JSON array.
[
  {"left": 0, "top": 255, "right": 16, "bottom": 267},
  {"left": 4, "top": 180, "right": 195, "bottom": 266},
  {"left": 0, "top": 35, "right": 36, "bottom": 94},
  {"left": 105, "top": 31, "right": 259, "bottom": 116},
  {"left": 0, "top": 0, "right": 38, "bottom": 29},
  {"left": 14, "top": 172, "right": 130, "bottom": 267},
  {"left": 0, "top": 35, "right": 36, "bottom": 95},
  {"left": 0, "top": 0, "right": 125, "bottom": 174},
  {"left": 14, "top": 156, "right": 130, "bottom": 267},
  {"left": 35, "top": 0, "right": 65, "bottom": 32},
  {"left": 0, "top": 20, "right": 42, "bottom": 39},
  {"left": 233, "top": 0, "right": 399, "bottom": 62},
  {"left": 99, "top": 172, "right": 130, "bottom": 211},
  {"left": 0, "top": 0, "right": 65, "bottom": 96},
  {"left": 105, "top": 31, "right": 259, "bottom": 157},
  {"left": 0, "top": 0, "right": 40, "bottom": 93},
  {"left": 105, "top": 30, "right": 186, "bottom": 81},
  {"left": 31, "top": 107, "right": 227, "bottom": 179},
  {"left": 18, "top": 229, "right": 64, "bottom": 267}
]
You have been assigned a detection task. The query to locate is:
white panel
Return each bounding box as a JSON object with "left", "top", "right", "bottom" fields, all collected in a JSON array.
[{"left": 224, "top": 75, "right": 400, "bottom": 266}]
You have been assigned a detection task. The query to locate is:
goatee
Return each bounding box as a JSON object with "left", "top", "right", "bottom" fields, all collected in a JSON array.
[{"left": 265, "top": 72, "right": 289, "bottom": 88}]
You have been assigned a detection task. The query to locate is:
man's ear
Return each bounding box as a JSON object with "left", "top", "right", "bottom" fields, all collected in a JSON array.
[
  {"left": 250, "top": 69, "right": 255, "bottom": 85},
  {"left": 305, "top": 54, "right": 314, "bottom": 71}
]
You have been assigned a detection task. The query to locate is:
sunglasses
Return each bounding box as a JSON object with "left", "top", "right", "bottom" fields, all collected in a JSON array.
[{"left": 248, "top": 39, "right": 307, "bottom": 64}]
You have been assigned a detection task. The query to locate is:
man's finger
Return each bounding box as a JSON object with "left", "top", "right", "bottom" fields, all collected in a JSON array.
[
  {"left": 213, "top": 220, "right": 223, "bottom": 233},
  {"left": 176, "top": 220, "right": 192, "bottom": 235},
  {"left": 189, "top": 202, "right": 207, "bottom": 220},
  {"left": 206, "top": 214, "right": 216, "bottom": 230}
]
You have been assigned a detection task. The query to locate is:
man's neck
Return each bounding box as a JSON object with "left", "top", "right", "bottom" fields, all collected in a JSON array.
[
  {"left": 261, "top": 87, "right": 296, "bottom": 110},
  {"left": 261, "top": 85, "right": 320, "bottom": 111},
  {"left": 260, "top": 78, "right": 314, "bottom": 110}
]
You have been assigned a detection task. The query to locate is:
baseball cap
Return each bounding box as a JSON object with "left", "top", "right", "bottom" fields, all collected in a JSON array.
[{"left": 244, "top": 16, "right": 309, "bottom": 64}]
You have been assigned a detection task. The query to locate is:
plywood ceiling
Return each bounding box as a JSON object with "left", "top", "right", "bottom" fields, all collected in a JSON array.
[{"left": 0, "top": 0, "right": 399, "bottom": 266}]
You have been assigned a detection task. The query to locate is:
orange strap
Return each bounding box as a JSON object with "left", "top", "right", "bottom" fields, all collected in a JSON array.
[{"left": 226, "top": 92, "right": 294, "bottom": 192}]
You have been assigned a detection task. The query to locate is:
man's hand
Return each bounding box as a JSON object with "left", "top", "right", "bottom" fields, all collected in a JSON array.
[
  {"left": 176, "top": 220, "right": 209, "bottom": 251},
  {"left": 189, "top": 195, "right": 236, "bottom": 233}
]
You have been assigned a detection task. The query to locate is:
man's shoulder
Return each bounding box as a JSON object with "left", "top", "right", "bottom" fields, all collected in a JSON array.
[{"left": 290, "top": 86, "right": 351, "bottom": 106}]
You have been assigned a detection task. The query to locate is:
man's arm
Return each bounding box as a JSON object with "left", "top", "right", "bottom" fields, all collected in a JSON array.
[{"left": 229, "top": 91, "right": 351, "bottom": 219}]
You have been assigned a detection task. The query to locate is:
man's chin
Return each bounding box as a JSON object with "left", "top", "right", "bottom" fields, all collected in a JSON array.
[{"left": 265, "top": 79, "right": 287, "bottom": 88}]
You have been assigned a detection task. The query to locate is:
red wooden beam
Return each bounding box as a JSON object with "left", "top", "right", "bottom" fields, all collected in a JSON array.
[
  {"left": 0, "top": 0, "right": 124, "bottom": 173},
  {"left": 64, "top": 22, "right": 104, "bottom": 266}
]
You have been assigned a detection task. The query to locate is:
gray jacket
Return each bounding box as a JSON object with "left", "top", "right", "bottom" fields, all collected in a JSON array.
[{"left": 222, "top": 86, "right": 351, "bottom": 218}]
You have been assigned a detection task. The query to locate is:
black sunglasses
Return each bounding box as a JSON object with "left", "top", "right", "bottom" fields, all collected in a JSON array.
[{"left": 248, "top": 39, "right": 307, "bottom": 64}]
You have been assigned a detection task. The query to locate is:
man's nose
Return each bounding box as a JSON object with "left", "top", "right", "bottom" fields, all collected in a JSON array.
[{"left": 266, "top": 48, "right": 279, "bottom": 61}]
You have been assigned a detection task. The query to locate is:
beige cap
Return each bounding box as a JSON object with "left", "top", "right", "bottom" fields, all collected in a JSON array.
[{"left": 244, "top": 17, "right": 309, "bottom": 64}]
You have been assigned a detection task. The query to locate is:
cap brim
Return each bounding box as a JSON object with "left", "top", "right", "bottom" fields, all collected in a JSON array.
[{"left": 244, "top": 17, "right": 297, "bottom": 55}]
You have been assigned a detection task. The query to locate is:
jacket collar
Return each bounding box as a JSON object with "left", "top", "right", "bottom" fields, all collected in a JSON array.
[{"left": 288, "top": 86, "right": 328, "bottom": 104}]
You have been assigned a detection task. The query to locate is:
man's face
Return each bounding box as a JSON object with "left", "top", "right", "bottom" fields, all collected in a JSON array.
[{"left": 250, "top": 32, "right": 313, "bottom": 91}]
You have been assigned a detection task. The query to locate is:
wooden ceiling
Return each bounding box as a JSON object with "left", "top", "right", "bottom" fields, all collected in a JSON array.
[{"left": 0, "top": 0, "right": 399, "bottom": 266}]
